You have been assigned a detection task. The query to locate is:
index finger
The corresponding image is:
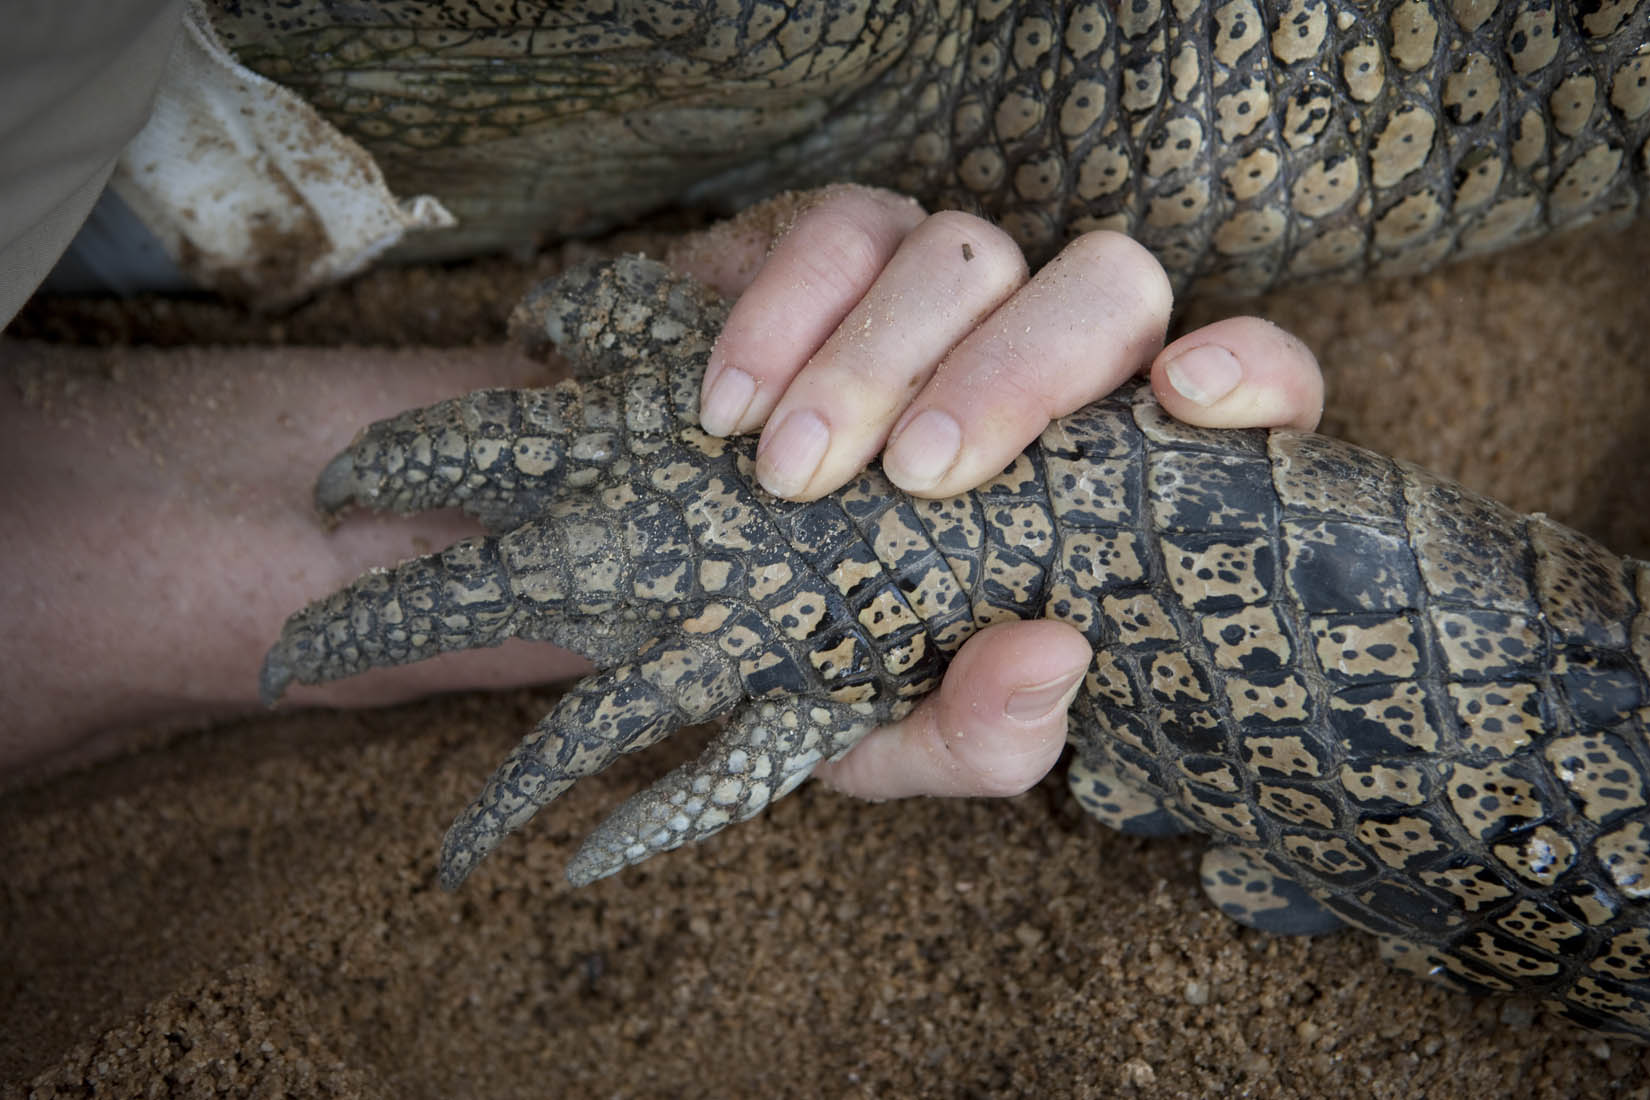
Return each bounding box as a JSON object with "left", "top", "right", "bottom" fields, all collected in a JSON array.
[{"left": 695, "top": 187, "right": 927, "bottom": 437}]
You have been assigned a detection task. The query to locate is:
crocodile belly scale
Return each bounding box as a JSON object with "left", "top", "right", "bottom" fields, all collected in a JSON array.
[{"left": 209, "top": 0, "right": 1650, "bottom": 288}]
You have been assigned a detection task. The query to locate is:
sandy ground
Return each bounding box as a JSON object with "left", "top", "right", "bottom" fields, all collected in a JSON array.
[{"left": 5, "top": 216, "right": 1650, "bottom": 1099}]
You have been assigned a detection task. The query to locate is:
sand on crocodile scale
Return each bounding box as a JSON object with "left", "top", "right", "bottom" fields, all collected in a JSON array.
[{"left": 4, "top": 217, "right": 1650, "bottom": 1098}]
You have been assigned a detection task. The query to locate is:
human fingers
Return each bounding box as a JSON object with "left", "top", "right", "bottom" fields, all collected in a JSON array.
[
  {"left": 812, "top": 620, "right": 1091, "bottom": 800},
  {"left": 879, "top": 230, "right": 1174, "bottom": 498},
  {"left": 692, "top": 185, "right": 928, "bottom": 439},
  {"left": 747, "top": 210, "right": 1030, "bottom": 499},
  {"left": 1150, "top": 316, "right": 1325, "bottom": 431}
]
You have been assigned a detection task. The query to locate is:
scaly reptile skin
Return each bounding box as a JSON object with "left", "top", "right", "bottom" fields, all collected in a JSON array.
[
  {"left": 266, "top": 255, "right": 1650, "bottom": 1041},
  {"left": 210, "top": 0, "right": 1650, "bottom": 289}
]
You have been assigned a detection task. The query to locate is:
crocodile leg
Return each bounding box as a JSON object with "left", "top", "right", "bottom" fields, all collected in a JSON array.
[{"left": 265, "top": 254, "right": 1650, "bottom": 1039}]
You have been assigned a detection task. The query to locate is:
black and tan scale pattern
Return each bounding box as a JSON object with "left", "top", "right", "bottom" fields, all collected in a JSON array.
[
  {"left": 266, "top": 255, "right": 1650, "bottom": 1039},
  {"left": 211, "top": 0, "right": 1649, "bottom": 288}
]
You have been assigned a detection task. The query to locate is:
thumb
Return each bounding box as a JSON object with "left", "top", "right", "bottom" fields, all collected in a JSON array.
[{"left": 813, "top": 619, "right": 1091, "bottom": 800}]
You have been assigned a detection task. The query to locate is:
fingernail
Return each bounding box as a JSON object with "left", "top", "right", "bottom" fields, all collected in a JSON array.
[
  {"left": 699, "top": 365, "right": 757, "bottom": 437},
  {"left": 1164, "top": 344, "right": 1242, "bottom": 407},
  {"left": 1005, "top": 667, "right": 1085, "bottom": 722},
  {"left": 757, "top": 409, "right": 830, "bottom": 497},
  {"left": 884, "top": 409, "right": 962, "bottom": 491}
]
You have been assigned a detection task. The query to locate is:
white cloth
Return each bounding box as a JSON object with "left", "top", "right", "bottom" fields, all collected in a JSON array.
[{"left": 112, "top": 1, "right": 455, "bottom": 308}]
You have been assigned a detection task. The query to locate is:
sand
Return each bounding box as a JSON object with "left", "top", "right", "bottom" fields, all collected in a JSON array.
[{"left": 5, "top": 216, "right": 1650, "bottom": 1099}]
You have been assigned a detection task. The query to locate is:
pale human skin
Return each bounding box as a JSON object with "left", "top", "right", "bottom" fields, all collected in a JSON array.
[{"left": 0, "top": 187, "right": 1323, "bottom": 800}]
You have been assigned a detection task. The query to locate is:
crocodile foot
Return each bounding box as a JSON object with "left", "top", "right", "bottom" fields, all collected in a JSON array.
[{"left": 263, "top": 255, "right": 922, "bottom": 888}]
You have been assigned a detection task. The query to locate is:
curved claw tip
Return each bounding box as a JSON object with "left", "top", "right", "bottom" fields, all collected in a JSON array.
[
  {"left": 564, "top": 848, "right": 619, "bottom": 888},
  {"left": 437, "top": 823, "right": 482, "bottom": 892},
  {"left": 313, "top": 451, "right": 360, "bottom": 516},
  {"left": 258, "top": 648, "right": 292, "bottom": 707}
]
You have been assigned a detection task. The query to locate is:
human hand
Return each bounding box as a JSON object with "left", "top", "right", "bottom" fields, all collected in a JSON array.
[
  {"left": 0, "top": 187, "right": 1320, "bottom": 794},
  {"left": 668, "top": 185, "right": 1324, "bottom": 801}
]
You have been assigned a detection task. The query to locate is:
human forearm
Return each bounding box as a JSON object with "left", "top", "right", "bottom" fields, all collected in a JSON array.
[{"left": 0, "top": 341, "right": 588, "bottom": 778}]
